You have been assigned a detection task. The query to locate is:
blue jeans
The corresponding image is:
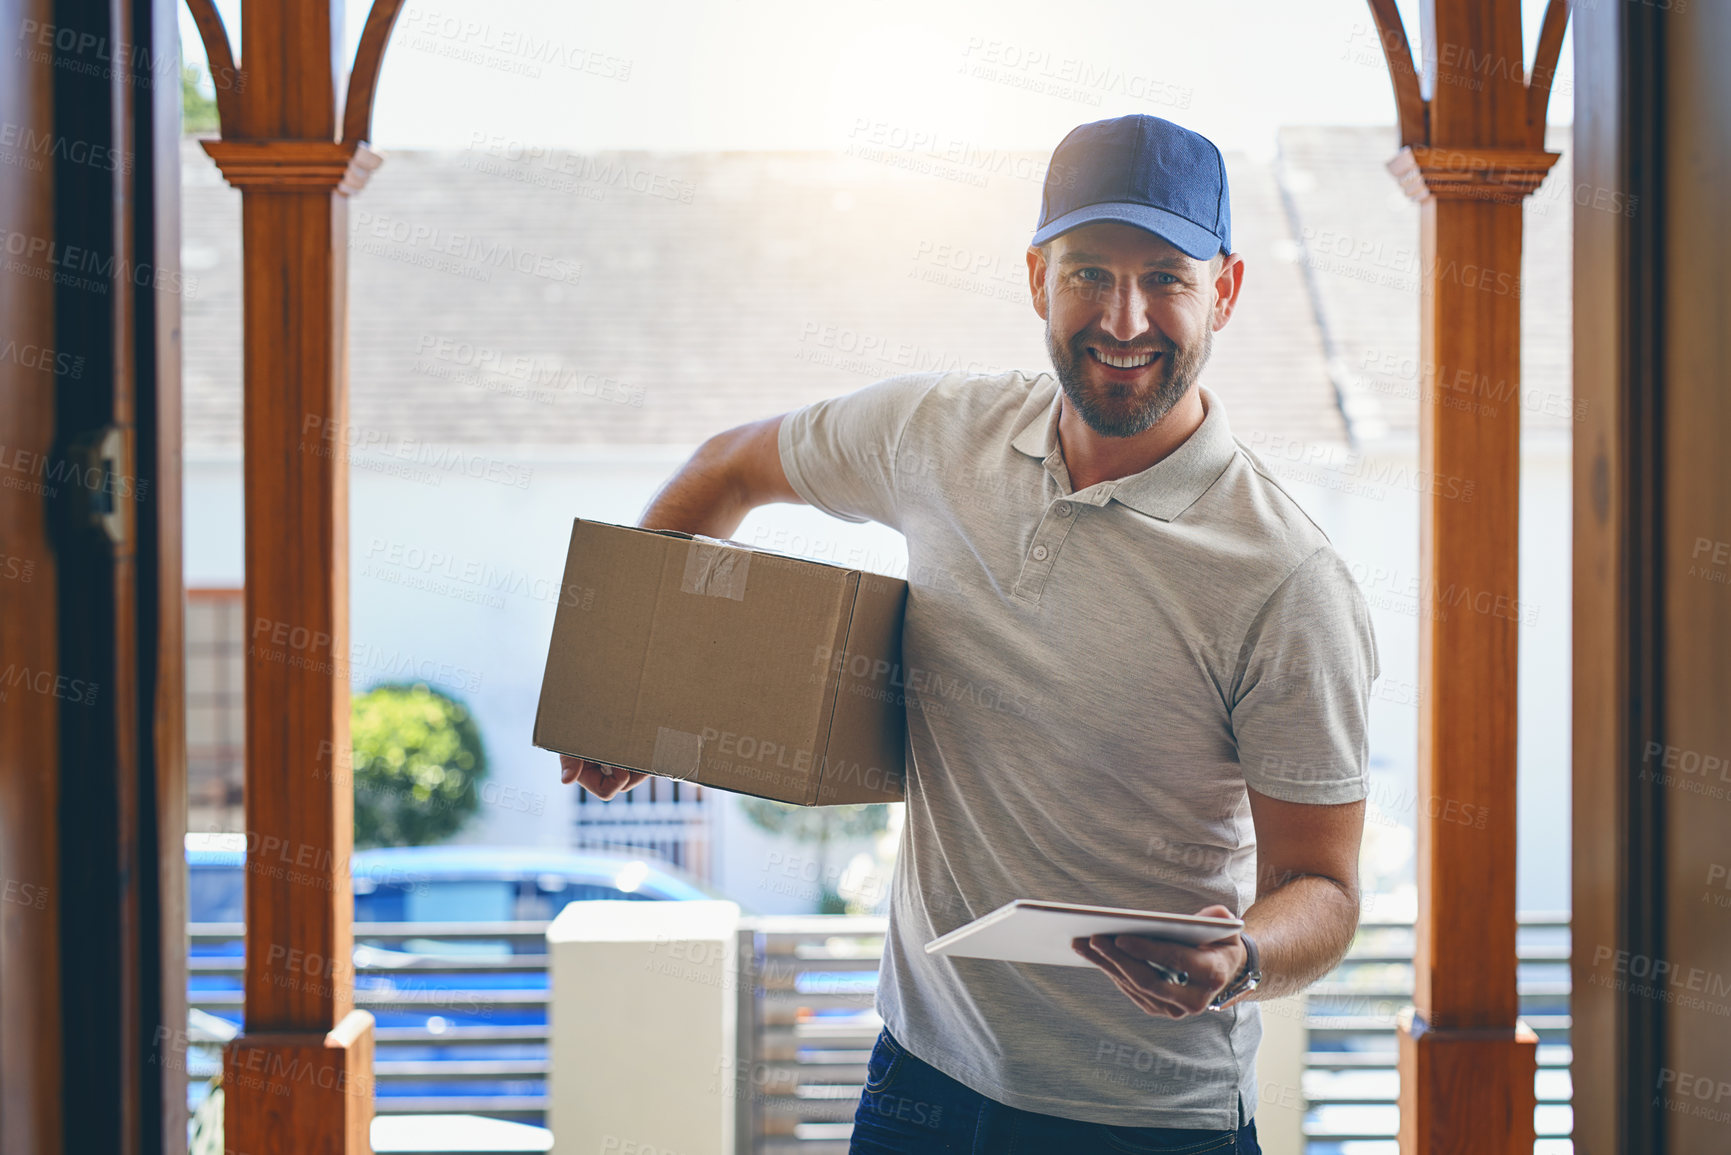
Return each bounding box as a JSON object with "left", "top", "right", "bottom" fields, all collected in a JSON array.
[{"left": 849, "top": 1027, "right": 1262, "bottom": 1154}]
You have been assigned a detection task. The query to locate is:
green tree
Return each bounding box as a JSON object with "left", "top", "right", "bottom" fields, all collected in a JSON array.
[
  {"left": 181, "top": 62, "right": 219, "bottom": 136},
  {"left": 738, "top": 797, "right": 890, "bottom": 913},
  {"left": 351, "top": 682, "right": 488, "bottom": 848}
]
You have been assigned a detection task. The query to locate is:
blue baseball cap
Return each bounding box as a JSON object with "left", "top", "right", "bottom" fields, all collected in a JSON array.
[{"left": 1032, "top": 115, "right": 1231, "bottom": 261}]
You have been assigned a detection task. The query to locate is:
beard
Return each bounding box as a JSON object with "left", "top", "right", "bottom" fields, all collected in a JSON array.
[{"left": 1046, "top": 321, "right": 1213, "bottom": 438}]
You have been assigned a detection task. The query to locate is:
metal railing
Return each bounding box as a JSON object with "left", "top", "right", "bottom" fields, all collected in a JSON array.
[
  {"left": 1299, "top": 911, "right": 1572, "bottom": 1148},
  {"left": 189, "top": 910, "right": 1573, "bottom": 1151},
  {"left": 732, "top": 917, "right": 888, "bottom": 1155},
  {"left": 188, "top": 921, "right": 553, "bottom": 1124}
]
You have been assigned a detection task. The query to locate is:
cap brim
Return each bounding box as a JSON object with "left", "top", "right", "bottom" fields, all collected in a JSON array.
[{"left": 1031, "top": 202, "right": 1222, "bottom": 261}]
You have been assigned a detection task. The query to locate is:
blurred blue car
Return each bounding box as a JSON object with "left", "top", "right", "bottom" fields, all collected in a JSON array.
[
  {"left": 187, "top": 838, "right": 723, "bottom": 926},
  {"left": 186, "top": 837, "right": 731, "bottom": 1115}
]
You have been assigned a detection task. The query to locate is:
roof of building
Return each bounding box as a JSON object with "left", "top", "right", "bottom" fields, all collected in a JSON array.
[
  {"left": 180, "top": 125, "right": 1573, "bottom": 454},
  {"left": 180, "top": 138, "right": 1345, "bottom": 451},
  {"left": 1273, "top": 124, "right": 1574, "bottom": 444}
]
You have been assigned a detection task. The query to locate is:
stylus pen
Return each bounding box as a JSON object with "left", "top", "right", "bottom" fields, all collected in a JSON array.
[{"left": 1146, "top": 960, "right": 1189, "bottom": 987}]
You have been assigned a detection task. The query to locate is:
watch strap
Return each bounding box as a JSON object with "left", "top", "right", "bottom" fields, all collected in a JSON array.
[{"left": 1208, "top": 931, "right": 1260, "bottom": 1008}]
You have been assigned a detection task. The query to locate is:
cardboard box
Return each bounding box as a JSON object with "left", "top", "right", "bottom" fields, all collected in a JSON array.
[{"left": 533, "top": 518, "right": 908, "bottom": 805}]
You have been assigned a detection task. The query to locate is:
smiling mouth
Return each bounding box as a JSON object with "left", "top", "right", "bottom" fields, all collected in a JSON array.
[{"left": 1087, "top": 347, "right": 1163, "bottom": 370}]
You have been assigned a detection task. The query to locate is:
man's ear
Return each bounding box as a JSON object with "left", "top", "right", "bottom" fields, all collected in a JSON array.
[
  {"left": 1211, "top": 252, "right": 1246, "bottom": 330},
  {"left": 1027, "top": 246, "right": 1049, "bottom": 321}
]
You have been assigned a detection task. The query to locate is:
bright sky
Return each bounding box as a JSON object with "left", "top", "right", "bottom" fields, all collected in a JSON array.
[{"left": 181, "top": 0, "right": 1571, "bottom": 160}]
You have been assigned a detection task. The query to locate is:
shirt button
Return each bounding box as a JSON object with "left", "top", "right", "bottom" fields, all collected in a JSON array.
[
  {"left": 1055, "top": 503, "right": 1073, "bottom": 518},
  {"left": 1031, "top": 544, "right": 1050, "bottom": 561}
]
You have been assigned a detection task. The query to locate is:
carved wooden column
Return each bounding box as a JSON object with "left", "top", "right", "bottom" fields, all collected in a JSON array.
[
  {"left": 187, "top": 1, "right": 404, "bottom": 1149},
  {"left": 202, "top": 136, "right": 380, "bottom": 1152},
  {"left": 1363, "top": 1, "right": 1568, "bottom": 1151}
]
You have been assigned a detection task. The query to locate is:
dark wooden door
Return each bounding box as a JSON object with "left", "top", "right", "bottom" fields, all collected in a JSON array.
[
  {"left": 1573, "top": 3, "right": 1731, "bottom": 1153},
  {"left": 0, "top": 0, "right": 186, "bottom": 1151}
]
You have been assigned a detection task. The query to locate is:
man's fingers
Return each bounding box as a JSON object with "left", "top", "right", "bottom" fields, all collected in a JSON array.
[
  {"left": 1108, "top": 962, "right": 1185, "bottom": 1018},
  {"left": 557, "top": 756, "right": 652, "bottom": 800},
  {"left": 1087, "top": 935, "right": 1204, "bottom": 1016},
  {"left": 553, "top": 754, "right": 623, "bottom": 800},
  {"left": 1091, "top": 936, "right": 1185, "bottom": 1002},
  {"left": 559, "top": 755, "right": 614, "bottom": 784},
  {"left": 1108, "top": 933, "right": 1198, "bottom": 976},
  {"left": 588, "top": 763, "right": 625, "bottom": 799},
  {"left": 1108, "top": 933, "right": 1242, "bottom": 1013},
  {"left": 1193, "top": 903, "right": 1241, "bottom": 944},
  {"left": 1073, "top": 937, "right": 1190, "bottom": 1017},
  {"left": 1070, "top": 921, "right": 1244, "bottom": 1019},
  {"left": 577, "top": 764, "right": 608, "bottom": 798}
]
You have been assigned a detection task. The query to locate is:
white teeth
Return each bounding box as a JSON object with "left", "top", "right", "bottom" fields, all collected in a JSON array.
[{"left": 1093, "top": 349, "right": 1158, "bottom": 369}]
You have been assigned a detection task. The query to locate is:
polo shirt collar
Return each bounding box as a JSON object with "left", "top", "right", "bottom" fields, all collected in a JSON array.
[{"left": 1010, "top": 381, "right": 1237, "bottom": 521}]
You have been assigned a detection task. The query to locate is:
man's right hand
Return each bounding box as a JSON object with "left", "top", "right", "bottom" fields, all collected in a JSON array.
[{"left": 560, "top": 755, "right": 650, "bottom": 800}]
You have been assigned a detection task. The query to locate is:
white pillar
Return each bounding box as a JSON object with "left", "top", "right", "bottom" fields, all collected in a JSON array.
[
  {"left": 1252, "top": 994, "right": 1309, "bottom": 1155},
  {"left": 548, "top": 900, "right": 741, "bottom": 1155}
]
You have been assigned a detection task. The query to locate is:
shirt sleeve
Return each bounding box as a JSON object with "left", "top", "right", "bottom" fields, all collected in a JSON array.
[
  {"left": 1230, "top": 546, "right": 1381, "bottom": 805},
  {"left": 776, "top": 373, "right": 940, "bottom": 531}
]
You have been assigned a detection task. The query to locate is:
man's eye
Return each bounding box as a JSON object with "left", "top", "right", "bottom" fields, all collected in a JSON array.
[{"left": 1077, "top": 268, "right": 1106, "bottom": 282}]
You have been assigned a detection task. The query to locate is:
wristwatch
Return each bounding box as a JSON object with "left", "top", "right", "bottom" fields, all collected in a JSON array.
[{"left": 1207, "top": 931, "right": 1261, "bottom": 1010}]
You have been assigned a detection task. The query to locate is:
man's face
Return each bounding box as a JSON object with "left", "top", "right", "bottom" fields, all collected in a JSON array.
[{"left": 1028, "top": 221, "right": 1236, "bottom": 438}]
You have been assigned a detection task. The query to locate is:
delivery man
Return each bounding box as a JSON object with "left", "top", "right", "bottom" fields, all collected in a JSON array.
[{"left": 560, "top": 114, "right": 1377, "bottom": 1155}]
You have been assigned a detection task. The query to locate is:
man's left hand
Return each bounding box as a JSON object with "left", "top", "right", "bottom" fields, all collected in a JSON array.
[{"left": 1070, "top": 904, "right": 1247, "bottom": 1019}]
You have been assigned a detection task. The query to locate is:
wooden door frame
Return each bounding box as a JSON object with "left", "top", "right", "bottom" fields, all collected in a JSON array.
[
  {"left": 1574, "top": 0, "right": 1731, "bottom": 1149},
  {"left": 0, "top": 0, "right": 187, "bottom": 1149},
  {"left": 55, "top": 0, "right": 189, "bottom": 1148},
  {"left": 0, "top": 0, "right": 66, "bottom": 1150},
  {"left": 1569, "top": 0, "right": 1663, "bottom": 1148}
]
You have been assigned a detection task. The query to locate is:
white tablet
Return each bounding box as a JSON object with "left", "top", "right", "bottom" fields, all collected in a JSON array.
[{"left": 923, "top": 899, "right": 1243, "bottom": 968}]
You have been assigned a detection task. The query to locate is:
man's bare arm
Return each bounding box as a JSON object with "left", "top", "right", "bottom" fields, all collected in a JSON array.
[
  {"left": 1072, "top": 789, "right": 1364, "bottom": 1017},
  {"left": 636, "top": 414, "right": 804, "bottom": 536},
  {"left": 1234, "top": 790, "right": 1364, "bottom": 1001},
  {"left": 560, "top": 413, "right": 805, "bottom": 799}
]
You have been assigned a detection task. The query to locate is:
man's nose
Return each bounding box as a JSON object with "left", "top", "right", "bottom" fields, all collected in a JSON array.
[{"left": 1099, "top": 279, "right": 1153, "bottom": 342}]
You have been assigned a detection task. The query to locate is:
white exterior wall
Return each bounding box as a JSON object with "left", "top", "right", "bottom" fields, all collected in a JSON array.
[
  {"left": 183, "top": 445, "right": 905, "bottom": 912},
  {"left": 1269, "top": 438, "right": 1572, "bottom": 916},
  {"left": 184, "top": 438, "right": 1571, "bottom": 915}
]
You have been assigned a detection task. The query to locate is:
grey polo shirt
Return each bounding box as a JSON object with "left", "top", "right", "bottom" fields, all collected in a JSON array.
[{"left": 777, "top": 369, "right": 1379, "bottom": 1130}]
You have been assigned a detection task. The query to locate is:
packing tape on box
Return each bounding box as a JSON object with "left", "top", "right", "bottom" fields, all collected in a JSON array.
[
  {"left": 681, "top": 537, "right": 750, "bottom": 601},
  {"left": 652, "top": 726, "right": 704, "bottom": 780}
]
